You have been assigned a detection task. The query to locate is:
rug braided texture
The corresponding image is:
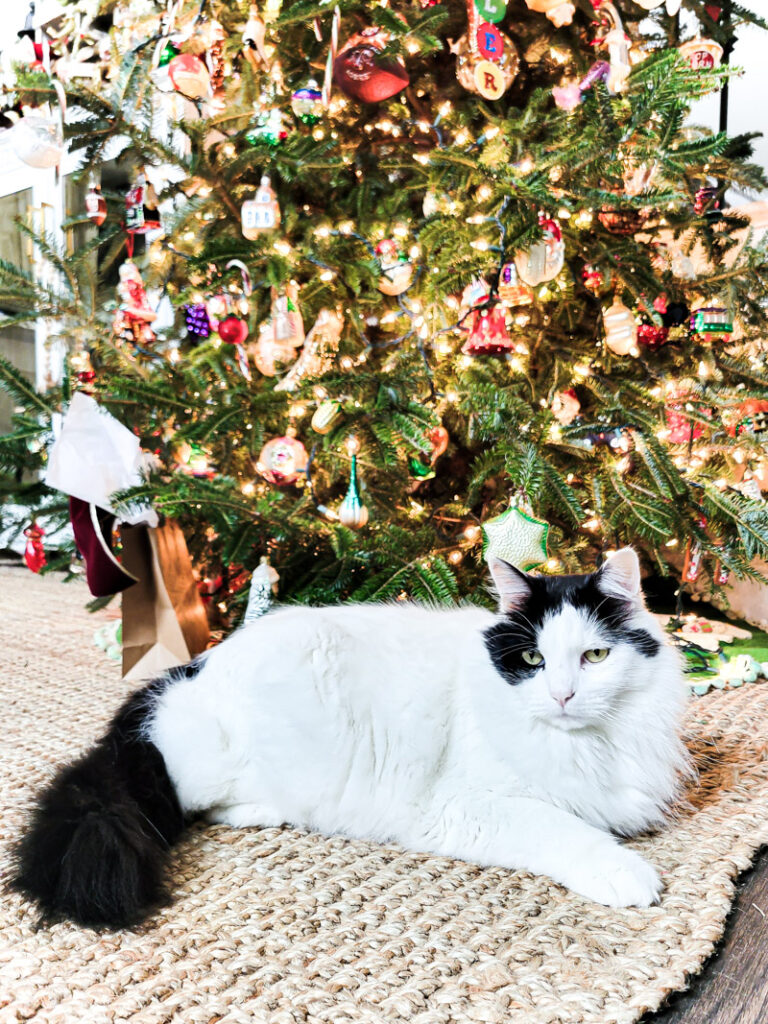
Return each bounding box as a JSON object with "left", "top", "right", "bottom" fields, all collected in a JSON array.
[{"left": 2, "top": 565, "right": 768, "bottom": 1024}]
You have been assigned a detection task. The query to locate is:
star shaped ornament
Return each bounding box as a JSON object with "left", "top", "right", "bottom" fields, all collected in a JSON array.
[{"left": 482, "top": 505, "right": 549, "bottom": 571}]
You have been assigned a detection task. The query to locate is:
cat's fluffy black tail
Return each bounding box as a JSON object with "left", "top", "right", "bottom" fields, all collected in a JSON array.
[{"left": 11, "top": 678, "right": 186, "bottom": 929}]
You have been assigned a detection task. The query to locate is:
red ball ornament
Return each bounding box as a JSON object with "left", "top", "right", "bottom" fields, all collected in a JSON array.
[
  {"left": 637, "top": 323, "right": 669, "bottom": 351},
  {"left": 333, "top": 28, "right": 410, "bottom": 104},
  {"left": 217, "top": 315, "right": 249, "bottom": 346}
]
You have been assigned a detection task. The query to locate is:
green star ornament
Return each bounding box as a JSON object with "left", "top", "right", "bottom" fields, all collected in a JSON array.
[{"left": 482, "top": 505, "right": 549, "bottom": 571}]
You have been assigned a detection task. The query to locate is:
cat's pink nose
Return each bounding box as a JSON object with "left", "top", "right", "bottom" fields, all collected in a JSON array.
[{"left": 555, "top": 691, "right": 574, "bottom": 709}]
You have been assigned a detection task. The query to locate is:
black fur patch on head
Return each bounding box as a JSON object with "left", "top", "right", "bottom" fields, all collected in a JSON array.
[{"left": 484, "top": 571, "right": 659, "bottom": 685}]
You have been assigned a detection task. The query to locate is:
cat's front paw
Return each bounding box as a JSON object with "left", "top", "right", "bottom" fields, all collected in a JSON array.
[{"left": 567, "top": 843, "right": 662, "bottom": 908}]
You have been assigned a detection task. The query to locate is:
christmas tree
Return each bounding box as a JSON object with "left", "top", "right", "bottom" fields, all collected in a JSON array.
[{"left": 1, "top": 0, "right": 767, "bottom": 625}]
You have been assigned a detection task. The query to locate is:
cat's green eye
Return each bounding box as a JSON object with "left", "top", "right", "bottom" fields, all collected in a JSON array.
[
  {"left": 584, "top": 648, "right": 609, "bottom": 664},
  {"left": 522, "top": 650, "right": 544, "bottom": 666}
]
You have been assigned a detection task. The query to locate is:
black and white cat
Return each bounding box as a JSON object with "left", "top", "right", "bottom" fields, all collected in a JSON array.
[{"left": 13, "top": 548, "right": 689, "bottom": 928}]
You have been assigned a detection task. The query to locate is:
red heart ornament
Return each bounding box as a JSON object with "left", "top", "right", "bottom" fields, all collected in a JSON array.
[
  {"left": 217, "top": 315, "right": 249, "bottom": 346},
  {"left": 333, "top": 30, "right": 409, "bottom": 104}
]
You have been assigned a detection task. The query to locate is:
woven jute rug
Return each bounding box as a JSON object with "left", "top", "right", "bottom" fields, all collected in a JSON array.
[{"left": 2, "top": 565, "right": 768, "bottom": 1024}]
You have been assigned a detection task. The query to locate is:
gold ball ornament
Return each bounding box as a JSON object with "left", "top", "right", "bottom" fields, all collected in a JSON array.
[{"left": 482, "top": 504, "right": 549, "bottom": 572}]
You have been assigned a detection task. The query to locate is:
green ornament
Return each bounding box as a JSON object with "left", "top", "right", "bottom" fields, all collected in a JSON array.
[
  {"left": 246, "top": 107, "right": 288, "bottom": 147},
  {"left": 338, "top": 454, "right": 369, "bottom": 529},
  {"left": 409, "top": 457, "right": 436, "bottom": 480},
  {"left": 482, "top": 504, "right": 549, "bottom": 571},
  {"left": 475, "top": 0, "right": 508, "bottom": 24},
  {"left": 158, "top": 41, "right": 180, "bottom": 67}
]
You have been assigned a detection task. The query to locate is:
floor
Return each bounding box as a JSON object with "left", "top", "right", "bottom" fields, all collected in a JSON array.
[{"left": 643, "top": 848, "right": 768, "bottom": 1024}]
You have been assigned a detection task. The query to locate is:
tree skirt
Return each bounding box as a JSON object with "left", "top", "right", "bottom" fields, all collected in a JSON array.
[{"left": 2, "top": 565, "right": 768, "bottom": 1024}]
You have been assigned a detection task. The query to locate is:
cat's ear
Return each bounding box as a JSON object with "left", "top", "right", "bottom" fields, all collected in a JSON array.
[
  {"left": 488, "top": 557, "right": 531, "bottom": 613},
  {"left": 596, "top": 548, "right": 642, "bottom": 602}
]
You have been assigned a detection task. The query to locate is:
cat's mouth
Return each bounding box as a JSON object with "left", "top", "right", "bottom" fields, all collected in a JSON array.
[{"left": 545, "top": 706, "right": 590, "bottom": 731}]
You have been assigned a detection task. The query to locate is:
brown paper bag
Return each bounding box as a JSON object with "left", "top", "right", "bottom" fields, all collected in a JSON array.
[{"left": 120, "top": 520, "right": 210, "bottom": 681}]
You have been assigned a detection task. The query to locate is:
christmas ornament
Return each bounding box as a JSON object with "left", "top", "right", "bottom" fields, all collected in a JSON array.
[
  {"left": 333, "top": 26, "right": 409, "bottom": 104},
  {"left": 597, "top": 206, "right": 646, "bottom": 235},
  {"left": 311, "top": 399, "right": 343, "bottom": 434},
  {"left": 726, "top": 399, "right": 768, "bottom": 438},
  {"left": 525, "top": 0, "right": 575, "bottom": 28},
  {"left": 551, "top": 389, "right": 580, "bottom": 425},
  {"left": 246, "top": 104, "right": 289, "bottom": 146},
  {"left": 581, "top": 264, "right": 604, "bottom": 294},
  {"left": 514, "top": 217, "right": 564, "bottom": 286},
  {"left": 690, "top": 305, "right": 733, "bottom": 341},
  {"left": 338, "top": 437, "right": 369, "bottom": 529},
  {"left": 679, "top": 38, "right": 723, "bottom": 70},
  {"left": 113, "top": 261, "right": 157, "bottom": 348},
  {"left": 11, "top": 109, "right": 64, "bottom": 168},
  {"left": 476, "top": 22, "right": 504, "bottom": 61},
  {"left": 251, "top": 283, "right": 304, "bottom": 376},
  {"left": 275, "top": 308, "right": 343, "bottom": 392},
  {"left": 682, "top": 540, "right": 703, "bottom": 583},
  {"left": 209, "top": 260, "right": 253, "bottom": 378},
  {"left": 597, "top": 2, "right": 632, "bottom": 93},
  {"left": 482, "top": 502, "right": 549, "bottom": 571},
  {"left": 168, "top": 53, "right": 211, "bottom": 99},
  {"left": 125, "top": 173, "right": 160, "bottom": 235},
  {"left": 409, "top": 458, "right": 436, "bottom": 481},
  {"left": 184, "top": 303, "right": 211, "bottom": 339},
  {"left": 70, "top": 347, "right": 96, "bottom": 392},
  {"left": 665, "top": 391, "right": 707, "bottom": 443},
  {"left": 498, "top": 263, "right": 534, "bottom": 306},
  {"left": 603, "top": 298, "right": 637, "bottom": 356},
  {"left": 256, "top": 435, "right": 309, "bottom": 485},
  {"left": 217, "top": 315, "right": 249, "bottom": 347},
  {"left": 376, "top": 239, "right": 413, "bottom": 296},
  {"left": 669, "top": 247, "right": 697, "bottom": 280},
  {"left": 242, "top": 4, "right": 269, "bottom": 69},
  {"left": 694, "top": 185, "right": 720, "bottom": 216},
  {"left": 291, "top": 80, "right": 323, "bottom": 125},
  {"left": 553, "top": 61, "right": 610, "bottom": 111},
  {"left": 637, "top": 322, "right": 669, "bottom": 351},
  {"left": 460, "top": 279, "right": 490, "bottom": 318},
  {"left": 24, "top": 522, "right": 46, "bottom": 573},
  {"left": 157, "top": 40, "right": 180, "bottom": 67},
  {"left": 462, "top": 301, "right": 513, "bottom": 355},
  {"left": 427, "top": 425, "right": 450, "bottom": 462},
  {"left": 85, "top": 184, "right": 107, "bottom": 226},
  {"left": 243, "top": 557, "right": 280, "bottom": 625},
  {"left": 241, "top": 176, "right": 281, "bottom": 238},
  {"left": 475, "top": 0, "right": 508, "bottom": 22},
  {"left": 453, "top": 25, "right": 518, "bottom": 98},
  {"left": 176, "top": 441, "right": 213, "bottom": 477}
]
